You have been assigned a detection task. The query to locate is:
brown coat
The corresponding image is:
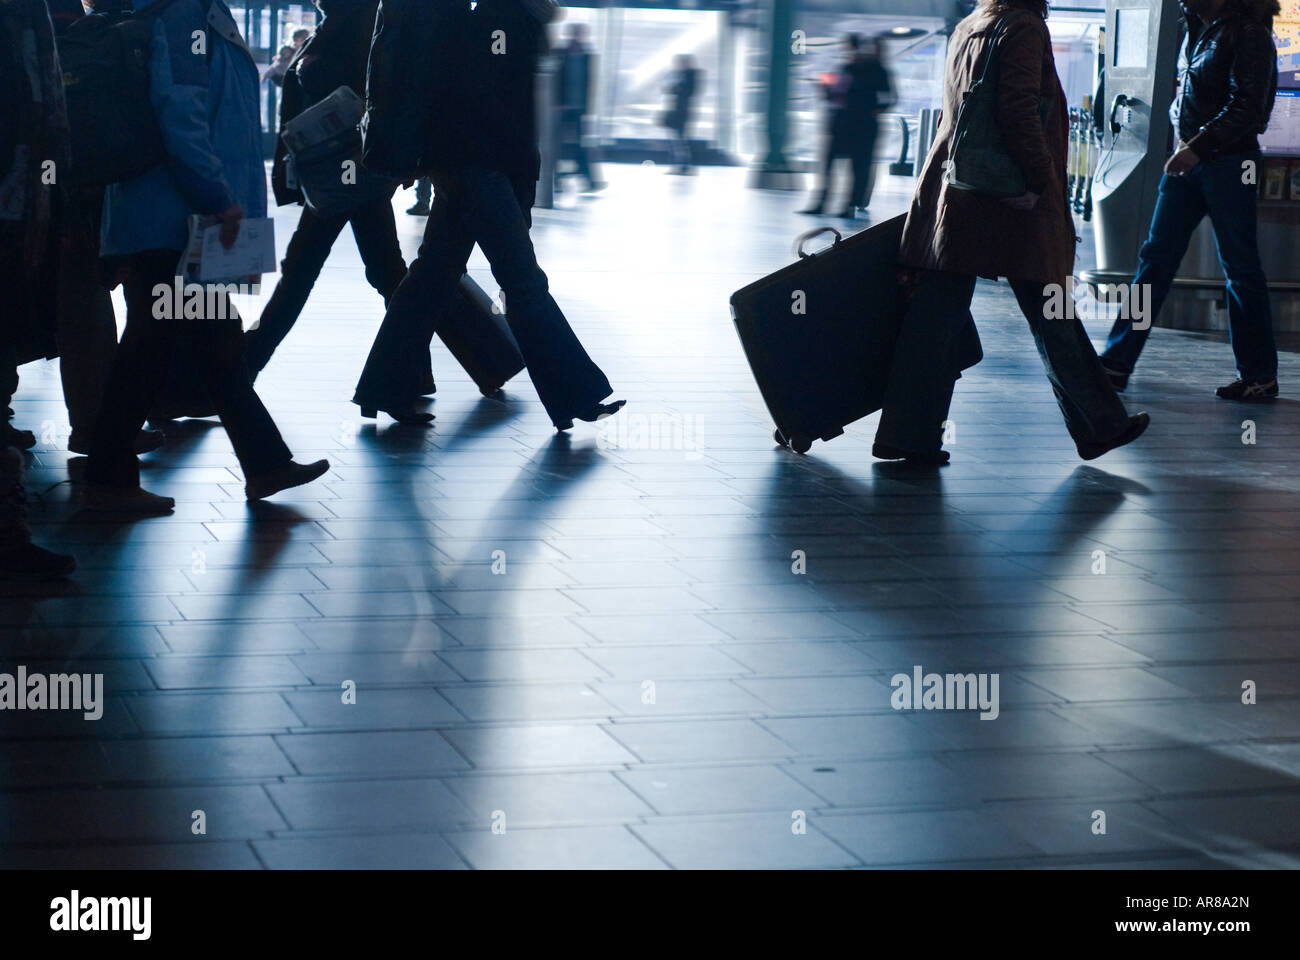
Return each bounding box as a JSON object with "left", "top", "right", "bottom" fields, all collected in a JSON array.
[{"left": 899, "top": 5, "right": 1075, "bottom": 285}]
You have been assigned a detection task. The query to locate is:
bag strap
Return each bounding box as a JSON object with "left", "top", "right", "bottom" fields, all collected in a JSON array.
[{"left": 974, "top": 12, "right": 1026, "bottom": 89}]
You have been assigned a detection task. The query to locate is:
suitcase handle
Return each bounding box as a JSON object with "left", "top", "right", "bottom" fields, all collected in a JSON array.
[{"left": 794, "top": 227, "right": 842, "bottom": 259}]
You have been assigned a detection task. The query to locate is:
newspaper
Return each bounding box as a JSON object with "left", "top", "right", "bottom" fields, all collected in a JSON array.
[
  {"left": 281, "top": 86, "right": 365, "bottom": 155},
  {"left": 176, "top": 214, "right": 277, "bottom": 285}
]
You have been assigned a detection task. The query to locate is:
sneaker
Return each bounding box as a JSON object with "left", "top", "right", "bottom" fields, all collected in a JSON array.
[
  {"left": 245, "top": 458, "right": 329, "bottom": 502},
  {"left": 1215, "top": 378, "right": 1278, "bottom": 403},
  {"left": 82, "top": 483, "right": 175, "bottom": 514},
  {"left": 0, "top": 542, "right": 76, "bottom": 580},
  {"left": 1101, "top": 365, "right": 1129, "bottom": 392},
  {"left": 1076, "top": 412, "right": 1150, "bottom": 461},
  {"left": 406, "top": 202, "right": 430, "bottom": 217}
]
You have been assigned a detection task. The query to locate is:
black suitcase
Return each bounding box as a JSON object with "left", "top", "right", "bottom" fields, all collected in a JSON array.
[
  {"left": 729, "top": 214, "right": 978, "bottom": 454},
  {"left": 436, "top": 275, "right": 526, "bottom": 397}
]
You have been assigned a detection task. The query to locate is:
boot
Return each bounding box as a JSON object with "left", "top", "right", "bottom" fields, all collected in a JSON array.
[{"left": 0, "top": 446, "right": 76, "bottom": 579}]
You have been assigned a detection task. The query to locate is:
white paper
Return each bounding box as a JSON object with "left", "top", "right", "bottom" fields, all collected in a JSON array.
[{"left": 178, "top": 216, "right": 277, "bottom": 284}]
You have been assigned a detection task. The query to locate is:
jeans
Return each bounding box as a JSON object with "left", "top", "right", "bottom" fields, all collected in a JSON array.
[
  {"left": 414, "top": 179, "right": 432, "bottom": 206},
  {"left": 353, "top": 168, "right": 612, "bottom": 424},
  {"left": 877, "top": 270, "right": 1131, "bottom": 453},
  {"left": 246, "top": 198, "right": 408, "bottom": 374},
  {"left": 1102, "top": 150, "right": 1277, "bottom": 381},
  {"left": 86, "top": 249, "right": 291, "bottom": 487}
]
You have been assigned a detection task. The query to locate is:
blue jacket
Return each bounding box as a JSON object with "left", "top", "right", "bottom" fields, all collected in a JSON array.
[{"left": 101, "top": 0, "right": 265, "bottom": 256}]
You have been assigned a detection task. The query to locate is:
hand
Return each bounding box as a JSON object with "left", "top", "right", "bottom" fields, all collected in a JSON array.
[
  {"left": 1001, "top": 191, "right": 1040, "bottom": 211},
  {"left": 1165, "top": 144, "right": 1200, "bottom": 176},
  {"left": 216, "top": 204, "right": 244, "bottom": 250}
]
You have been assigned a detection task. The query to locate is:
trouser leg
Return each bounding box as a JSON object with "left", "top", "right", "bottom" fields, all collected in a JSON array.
[{"left": 1012, "top": 277, "right": 1130, "bottom": 444}]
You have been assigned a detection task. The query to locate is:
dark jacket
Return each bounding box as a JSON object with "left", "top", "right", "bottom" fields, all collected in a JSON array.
[
  {"left": 557, "top": 42, "right": 593, "bottom": 116},
  {"left": 1172, "top": 10, "right": 1277, "bottom": 157},
  {"left": 832, "top": 56, "right": 893, "bottom": 149},
  {"left": 899, "top": 6, "right": 1074, "bottom": 285},
  {"left": 425, "top": 0, "right": 552, "bottom": 184},
  {"left": 272, "top": 0, "right": 378, "bottom": 206},
  {"left": 663, "top": 67, "right": 698, "bottom": 133}
]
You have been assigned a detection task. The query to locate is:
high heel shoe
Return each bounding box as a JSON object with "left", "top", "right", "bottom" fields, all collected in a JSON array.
[
  {"left": 555, "top": 399, "right": 626, "bottom": 432},
  {"left": 359, "top": 405, "right": 434, "bottom": 424}
]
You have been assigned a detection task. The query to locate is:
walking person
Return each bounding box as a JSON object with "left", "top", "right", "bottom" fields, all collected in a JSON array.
[
  {"left": 83, "top": 0, "right": 328, "bottom": 513},
  {"left": 801, "top": 34, "right": 894, "bottom": 219},
  {"left": 1100, "top": 0, "right": 1280, "bottom": 401},
  {"left": 661, "top": 54, "right": 700, "bottom": 175},
  {"left": 352, "top": 0, "right": 624, "bottom": 431},
  {"left": 0, "top": 0, "right": 77, "bottom": 577},
  {"left": 875, "top": 0, "right": 1148, "bottom": 465},
  {"left": 555, "top": 20, "right": 604, "bottom": 194},
  {"left": 247, "top": 0, "right": 435, "bottom": 394}
]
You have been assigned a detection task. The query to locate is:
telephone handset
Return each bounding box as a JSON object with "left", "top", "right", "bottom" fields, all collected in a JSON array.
[{"left": 1108, "top": 93, "right": 1134, "bottom": 135}]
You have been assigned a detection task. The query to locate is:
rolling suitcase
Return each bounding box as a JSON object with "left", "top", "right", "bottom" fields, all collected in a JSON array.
[
  {"left": 729, "top": 214, "right": 978, "bottom": 454},
  {"left": 436, "top": 275, "right": 526, "bottom": 397}
]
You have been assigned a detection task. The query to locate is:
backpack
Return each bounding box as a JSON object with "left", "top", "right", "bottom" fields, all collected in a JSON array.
[{"left": 56, "top": 0, "right": 190, "bottom": 189}]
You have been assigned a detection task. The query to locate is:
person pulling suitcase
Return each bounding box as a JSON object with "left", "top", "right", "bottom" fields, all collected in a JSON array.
[{"left": 352, "top": 0, "right": 623, "bottom": 430}]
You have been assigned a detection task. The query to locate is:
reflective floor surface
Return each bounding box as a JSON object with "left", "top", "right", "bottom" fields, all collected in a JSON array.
[{"left": 2, "top": 165, "right": 1298, "bottom": 868}]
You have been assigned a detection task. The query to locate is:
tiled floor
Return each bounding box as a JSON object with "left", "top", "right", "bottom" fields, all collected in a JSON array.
[{"left": 3, "top": 165, "right": 1299, "bottom": 869}]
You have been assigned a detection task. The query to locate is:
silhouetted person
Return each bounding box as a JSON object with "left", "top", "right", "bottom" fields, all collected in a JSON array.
[
  {"left": 662, "top": 54, "right": 699, "bottom": 175},
  {"left": 0, "top": 0, "right": 76, "bottom": 577},
  {"left": 249, "top": 0, "right": 427, "bottom": 390},
  {"left": 48, "top": 0, "right": 164, "bottom": 456},
  {"left": 877, "top": 0, "right": 1148, "bottom": 465},
  {"left": 555, "top": 20, "right": 603, "bottom": 193},
  {"left": 353, "top": 0, "right": 623, "bottom": 431},
  {"left": 1101, "top": 0, "right": 1279, "bottom": 401},
  {"left": 84, "top": 0, "right": 328, "bottom": 513},
  {"left": 801, "top": 34, "right": 894, "bottom": 218}
]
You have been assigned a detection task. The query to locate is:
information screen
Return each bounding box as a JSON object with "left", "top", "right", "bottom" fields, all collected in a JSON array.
[
  {"left": 1263, "top": 6, "right": 1300, "bottom": 154},
  {"left": 1114, "top": 7, "right": 1150, "bottom": 69}
]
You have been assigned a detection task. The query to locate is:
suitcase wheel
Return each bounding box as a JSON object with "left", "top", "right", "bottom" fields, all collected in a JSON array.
[{"left": 774, "top": 429, "right": 812, "bottom": 454}]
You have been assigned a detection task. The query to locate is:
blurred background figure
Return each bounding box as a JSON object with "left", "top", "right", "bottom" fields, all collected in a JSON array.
[
  {"left": 661, "top": 53, "right": 700, "bottom": 175},
  {"left": 801, "top": 33, "right": 894, "bottom": 219},
  {"left": 291, "top": 25, "right": 310, "bottom": 49},
  {"left": 555, "top": 20, "right": 604, "bottom": 194},
  {"left": 264, "top": 42, "right": 299, "bottom": 86},
  {"left": 407, "top": 178, "right": 432, "bottom": 217}
]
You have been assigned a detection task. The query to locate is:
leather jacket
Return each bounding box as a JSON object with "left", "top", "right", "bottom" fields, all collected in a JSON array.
[{"left": 1170, "top": 11, "right": 1277, "bottom": 157}]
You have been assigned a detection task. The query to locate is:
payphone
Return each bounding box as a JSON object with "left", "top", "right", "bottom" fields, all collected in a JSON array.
[{"left": 1082, "top": 0, "right": 1184, "bottom": 287}]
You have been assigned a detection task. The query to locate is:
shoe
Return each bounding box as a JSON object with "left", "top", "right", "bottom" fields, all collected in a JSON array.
[
  {"left": 359, "top": 404, "right": 434, "bottom": 424},
  {"left": 0, "top": 542, "right": 76, "bottom": 579},
  {"left": 406, "top": 202, "right": 430, "bottom": 216},
  {"left": 1076, "top": 412, "right": 1150, "bottom": 461},
  {"left": 584, "top": 181, "right": 607, "bottom": 193},
  {"left": 872, "top": 441, "right": 950, "bottom": 466},
  {"left": 245, "top": 458, "right": 329, "bottom": 502},
  {"left": 1101, "top": 365, "right": 1129, "bottom": 392},
  {"left": 554, "top": 399, "right": 626, "bottom": 432},
  {"left": 82, "top": 483, "right": 175, "bottom": 514},
  {"left": 67, "top": 429, "right": 165, "bottom": 456},
  {"left": 832, "top": 207, "right": 857, "bottom": 219},
  {"left": 417, "top": 372, "right": 437, "bottom": 396},
  {"left": 797, "top": 205, "right": 825, "bottom": 216},
  {"left": 1215, "top": 378, "right": 1278, "bottom": 403},
  {"left": 5, "top": 424, "right": 35, "bottom": 450}
]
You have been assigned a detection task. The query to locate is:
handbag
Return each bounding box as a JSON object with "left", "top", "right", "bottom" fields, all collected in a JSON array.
[
  {"left": 283, "top": 86, "right": 398, "bottom": 218},
  {"left": 945, "top": 13, "right": 1052, "bottom": 198}
]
